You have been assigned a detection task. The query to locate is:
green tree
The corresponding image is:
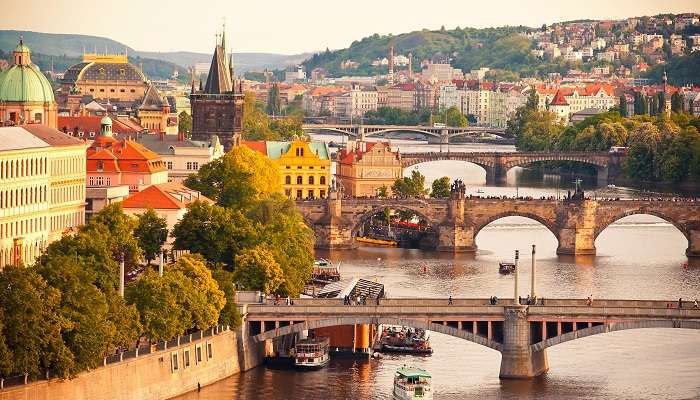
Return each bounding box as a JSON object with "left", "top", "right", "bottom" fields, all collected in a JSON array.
[
  {"left": 619, "top": 95, "right": 628, "bottom": 117},
  {"left": 435, "top": 107, "right": 468, "bottom": 127},
  {"left": 392, "top": 170, "right": 428, "bottom": 198},
  {"left": 624, "top": 142, "right": 655, "bottom": 181},
  {"left": 269, "top": 116, "right": 304, "bottom": 140},
  {"left": 0, "top": 266, "right": 73, "bottom": 379},
  {"left": 376, "top": 185, "right": 388, "bottom": 198},
  {"left": 178, "top": 111, "right": 192, "bottom": 138},
  {"left": 242, "top": 92, "right": 274, "bottom": 140},
  {"left": 233, "top": 245, "right": 284, "bottom": 294},
  {"left": 506, "top": 90, "right": 538, "bottom": 138},
  {"left": 85, "top": 204, "right": 142, "bottom": 268},
  {"left": 516, "top": 110, "right": 563, "bottom": 151},
  {"left": 168, "top": 254, "right": 226, "bottom": 329},
  {"left": 210, "top": 268, "right": 242, "bottom": 328},
  {"left": 172, "top": 201, "right": 256, "bottom": 266},
  {"left": 36, "top": 255, "right": 113, "bottom": 376},
  {"left": 267, "top": 84, "right": 281, "bottom": 115},
  {"left": 671, "top": 92, "right": 683, "bottom": 114},
  {"left": 134, "top": 208, "right": 168, "bottom": 265},
  {"left": 430, "top": 176, "right": 451, "bottom": 198},
  {"left": 184, "top": 146, "right": 281, "bottom": 210},
  {"left": 126, "top": 270, "right": 190, "bottom": 342}
]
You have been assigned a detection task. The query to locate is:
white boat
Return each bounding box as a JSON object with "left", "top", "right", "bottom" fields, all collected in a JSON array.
[
  {"left": 476, "top": 188, "right": 485, "bottom": 194},
  {"left": 393, "top": 366, "right": 433, "bottom": 400},
  {"left": 294, "top": 337, "right": 330, "bottom": 369}
]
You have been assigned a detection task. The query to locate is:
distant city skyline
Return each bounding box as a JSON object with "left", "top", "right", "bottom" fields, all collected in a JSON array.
[{"left": 1, "top": 0, "right": 699, "bottom": 55}]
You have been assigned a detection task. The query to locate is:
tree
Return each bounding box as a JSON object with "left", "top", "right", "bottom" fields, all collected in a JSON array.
[
  {"left": 184, "top": 146, "right": 281, "bottom": 210},
  {"left": 36, "top": 255, "right": 113, "bottom": 376},
  {"left": 376, "top": 185, "right": 388, "bottom": 198},
  {"left": 211, "top": 268, "right": 242, "bottom": 328},
  {"left": 0, "top": 266, "right": 72, "bottom": 379},
  {"left": 178, "top": 111, "right": 192, "bottom": 138},
  {"left": 134, "top": 208, "right": 168, "bottom": 265},
  {"left": 267, "top": 84, "right": 281, "bottom": 115},
  {"left": 84, "top": 204, "right": 142, "bottom": 268},
  {"left": 619, "top": 95, "right": 628, "bottom": 117},
  {"left": 233, "top": 245, "right": 284, "bottom": 294},
  {"left": 172, "top": 201, "right": 256, "bottom": 266},
  {"left": 671, "top": 92, "right": 683, "bottom": 114},
  {"left": 506, "top": 90, "right": 538, "bottom": 138},
  {"left": 168, "top": 254, "right": 226, "bottom": 329},
  {"left": 430, "top": 176, "right": 451, "bottom": 198},
  {"left": 434, "top": 106, "right": 468, "bottom": 127},
  {"left": 516, "top": 110, "right": 563, "bottom": 151},
  {"left": 392, "top": 170, "right": 428, "bottom": 198},
  {"left": 242, "top": 92, "right": 274, "bottom": 140},
  {"left": 624, "top": 142, "right": 655, "bottom": 181},
  {"left": 126, "top": 270, "right": 190, "bottom": 342}
]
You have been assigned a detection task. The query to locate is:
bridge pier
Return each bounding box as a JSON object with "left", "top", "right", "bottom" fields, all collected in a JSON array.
[
  {"left": 485, "top": 166, "right": 507, "bottom": 185},
  {"left": 596, "top": 166, "right": 609, "bottom": 187},
  {"left": 437, "top": 194, "right": 477, "bottom": 252},
  {"left": 556, "top": 200, "right": 597, "bottom": 256},
  {"left": 687, "top": 230, "right": 700, "bottom": 257},
  {"left": 499, "top": 305, "right": 549, "bottom": 379}
]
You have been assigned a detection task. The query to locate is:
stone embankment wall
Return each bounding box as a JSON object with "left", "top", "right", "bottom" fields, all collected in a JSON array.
[{"left": 0, "top": 328, "right": 252, "bottom": 400}]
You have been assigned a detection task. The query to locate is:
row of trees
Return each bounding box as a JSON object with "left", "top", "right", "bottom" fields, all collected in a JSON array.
[
  {"left": 242, "top": 91, "right": 305, "bottom": 141},
  {"left": 507, "top": 92, "right": 700, "bottom": 182},
  {"left": 363, "top": 106, "right": 469, "bottom": 127},
  {"left": 383, "top": 170, "right": 453, "bottom": 199},
  {"left": 0, "top": 205, "right": 233, "bottom": 380}
]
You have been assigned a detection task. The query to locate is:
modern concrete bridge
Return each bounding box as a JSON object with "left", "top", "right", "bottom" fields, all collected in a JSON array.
[
  {"left": 302, "top": 124, "right": 506, "bottom": 141},
  {"left": 240, "top": 297, "right": 700, "bottom": 379},
  {"left": 400, "top": 151, "right": 624, "bottom": 185},
  {"left": 295, "top": 194, "right": 700, "bottom": 256}
]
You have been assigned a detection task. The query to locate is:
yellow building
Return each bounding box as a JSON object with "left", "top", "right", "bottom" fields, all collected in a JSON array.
[
  {"left": 242, "top": 139, "right": 330, "bottom": 199},
  {"left": 336, "top": 137, "right": 403, "bottom": 197},
  {"left": 0, "top": 125, "right": 87, "bottom": 267}
]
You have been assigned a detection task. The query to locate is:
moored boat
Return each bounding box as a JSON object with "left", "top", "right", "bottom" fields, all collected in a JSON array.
[
  {"left": 499, "top": 261, "right": 515, "bottom": 274},
  {"left": 393, "top": 366, "right": 433, "bottom": 400},
  {"left": 380, "top": 327, "right": 432, "bottom": 354},
  {"left": 293, "top": 337, "right": 330, "bottom": 369},
  {"left": 312, "top": 259, "right": 341, "bottom": 282}
]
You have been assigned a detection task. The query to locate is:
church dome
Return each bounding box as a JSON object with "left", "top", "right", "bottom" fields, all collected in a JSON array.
[{"left": 0, "top": 42, "right": 55, "bottom": 103}]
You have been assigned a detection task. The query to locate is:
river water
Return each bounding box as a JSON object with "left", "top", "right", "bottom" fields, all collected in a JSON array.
[{"left": 177, "top": 137, "right": 700, "bottom": 400}]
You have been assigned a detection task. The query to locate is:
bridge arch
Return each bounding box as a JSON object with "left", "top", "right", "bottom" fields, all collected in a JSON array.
[
  {"left": 474, "top": 212, "right": 560, "bottom": 241},
  {"left": 594, "top": 209, "right": 690, "bottom": 242},
  {"left": 350, "top": 204, "right": 437, "bottom": 235},
  {"left": 364, "top": 128, "right": 440, "bottom": 138},
  {"left": 401, "top": 158, "right": 495, "bottom": 178},
  {"left": 531, "top": 319, "right": 700, "bottom": 352},
  {"left": 250, "top": 316, "right": 503, "bottom": 352}
]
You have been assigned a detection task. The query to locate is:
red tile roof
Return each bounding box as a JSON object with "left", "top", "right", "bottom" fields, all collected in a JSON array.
[
  {"left": 121, "top": 182, "right": 213, "bottom": 210},
  {"left": 20, "top": 124, "right": 86, "bottom": 147},
  {"left": 87, "top": 137, "right": 166, "bottom": 174},
  {"left": 241, "top": 140, "right": 268, "bottom": 156},
  {"left": 58, "top": 116, "right": 143, "bottom": 135},
  {"left": 549, "top": 90, "right": 569, "bottom": 106}
]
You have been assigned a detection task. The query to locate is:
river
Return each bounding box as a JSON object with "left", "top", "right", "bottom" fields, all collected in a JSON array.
[{"left": 177, "top": 136, "right": 700, "bottom": 400}]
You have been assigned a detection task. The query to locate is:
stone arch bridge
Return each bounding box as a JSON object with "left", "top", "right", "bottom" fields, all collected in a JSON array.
[
  {"left": 302, "top": 124, "right": 506, "bottom": 141},
  {"left": 241, "top": 298, "right": 700, "bottom": 379},
  {"left": 295, "top": 196, "right": 700, "bottom": 256},
  {"left": 400, "top": 151, "right": 623, "bottom": 185}
]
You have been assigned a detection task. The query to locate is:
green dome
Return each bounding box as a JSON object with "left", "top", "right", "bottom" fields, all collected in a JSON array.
[
  {"left": 101, "top": 116, "right": 112, "bottom": 125},
  {"left": 14, "top": 43, "right": 30, "bottom": 53},
  {"left": 0, "top": 64, "right": 55, "bottom": 103}
]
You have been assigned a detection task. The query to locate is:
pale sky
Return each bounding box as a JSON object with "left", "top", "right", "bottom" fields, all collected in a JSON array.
[{"left": 1, "top": 0, "right": 699, "bottom": 54}]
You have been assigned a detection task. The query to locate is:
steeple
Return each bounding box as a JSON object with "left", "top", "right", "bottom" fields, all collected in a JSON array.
[
  {"left": 203, "top": 24, "right": 233, "bottom": 94},
  {"left": 13, "top": 36, "right": 31, "bottom": 66}
]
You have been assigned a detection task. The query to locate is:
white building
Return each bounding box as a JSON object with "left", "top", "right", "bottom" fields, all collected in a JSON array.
[
  {"left": 422, "top": 63, "right": 463, "bottom": 83},
  {"left": 333, "top": 85, "right": 378, "bottom": 118}
]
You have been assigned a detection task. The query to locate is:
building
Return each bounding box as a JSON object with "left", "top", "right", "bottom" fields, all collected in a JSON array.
[
  {"left": 303, "top": 86, "right": 346, "bottom": 116},
  {"left": 464, "top": 89, "right": 508, "bottom": 128},
  {"left": 243, "top": 139, "right": 330, "bottom": 199},
  {"left": 190, "top": 30, "right": 244, "bottom": 151},
  {"left": 385, "top": 83, "right": 416, "bottom": 111},
  {"left": 138, "top": 84, "right": 175, "bottom": 134},
  {"left": 85, "top": 117, "right": 168, "bottom": 217},
  {"left": 547, "top": 90, "right": 570, "bottom": 124},
  {"left": 536, "top": 84, "right": 616, "bottom": 115},
  {"left": 121, "top": 182, "right": 213, "bottom": 247},
  {"left": 333, "top": 84, "right": 378, "bottom": 118},
  {"left": 422, "top": 62, "right": 462, "bottom": 83},
  {"left": 336, "top": 136, "right": 402, "bottom": 197},
  {"left": 58, "top": 115, "right": 144, "bottom": 139},
  {"left": 60, "top": 52, "right": 148, "bottom": 105},
  {"left": 0, "top": 39, "right": 57, "bottom": 128},
  {"left": 132, "top": 132, "right": 224, "bottom": 183},
  {"left": 0, "top": 125, "right": 87, "bottom": 267}
]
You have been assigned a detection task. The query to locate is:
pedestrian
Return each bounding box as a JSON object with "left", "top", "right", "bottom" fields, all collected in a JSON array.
[
  {"left": 678, "top": 298, "right": 683, "bottom": 309},
  {"left": 586, "top": 296, "right": 592, "bottom": 306},
  {"left": 448, "top": 295, "right": 453, "bottom": 305},
  {"left": 526, "top": 294, "right": 531, "bottom": 305},
  {"left": 518, "top": 296, "right": 522, "bottom": 305},
  {"left": 694, "top": 299, "right": 699, "bottom": 309}
]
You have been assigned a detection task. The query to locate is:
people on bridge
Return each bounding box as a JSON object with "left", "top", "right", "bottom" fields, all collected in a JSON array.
[
  {"left": 448, "top": 296, "right": 453, "bottom": 305},
  {"left": 678, "top": 298, "right": 683, "bottom": 309},
  {"left": 694, "top": 299, "right": 698, "bottom": 308},
  {"left": 586, "top": 295, "right": 593, "bottom": 306}
]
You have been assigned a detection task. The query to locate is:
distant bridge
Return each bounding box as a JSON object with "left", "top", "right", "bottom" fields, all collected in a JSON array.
[
  {"left": 241, "top": 297, "right": 700, "bottom": 379},
  {"left": 400, "top": 151, "right": 623, "bottom": 184},
  {"left": 302, "top": 124, "right": 507, "bottom": 142}
]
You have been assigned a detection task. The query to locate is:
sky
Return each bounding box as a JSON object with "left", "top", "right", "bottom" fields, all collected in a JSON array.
[{"left": 1, "top": 0, "right": 699, "bottom": 55}]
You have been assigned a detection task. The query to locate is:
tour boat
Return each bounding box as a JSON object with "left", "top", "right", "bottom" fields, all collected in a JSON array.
[
  {"left": 312, "top": 259, "right": 341, "bottom": 282},
  {"left": 294, "top": 337, "right": 330, "bottom": 369},
  {"left": 380, "top": 327, "right": 433, "bottom": 355},
  {"left": 499, "top": 262, "right": 516, "bottom": 274},
  {"left": 393, "top": 366, "right": 433, "bottom": 400},
  {"left": 476, "top": 188, "right": 485, "bottom": 194}
]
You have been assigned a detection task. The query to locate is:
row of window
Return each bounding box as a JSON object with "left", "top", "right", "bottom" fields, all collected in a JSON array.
[
  {"left": 0, "top": 185, "right": 47, "bottom": 209},
  {"left": 50, "top": 211, "right": 83, "bottom": 233},
  {"left": 186, "top": 162, "right": 199, "bottom": 170},
  {"left": 0, "top": 216, "right": 46, "bottom": 240},
  {"left": 285, "top": 189, "right": 326, "bottom": 200},
  {"left": 51, "top": 156, "right": 85, "bottom": 176},
  {"left": 51, "top": 184, "right": 84, "bottom": 205},
  {"left": 284, "top": 165, "right": 326, "bottom": 170},
  {"left": 171, "top": 341, "right": 213, "bottom": 373},
  {"left": 284, "top": 175, "right": 327, "bottom": 185},
  {"left": 0, "top": 156, "right": 48, "bottom": 180},
  {"left": 0, "top": 240, "right": 45, "bottom": 269},
  {"left": 87, "top": 88, "right": 137, "bottom": 93}
]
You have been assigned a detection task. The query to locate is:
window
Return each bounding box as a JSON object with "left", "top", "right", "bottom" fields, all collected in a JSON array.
[
  {"left": 166, "top": 161, "right": 173, "bottom": 170},
  {"left": 207, "top": 342, "right": 213, "bottom": 359},
  {"left": 130, "top": 89, "right": 136, "bottom": 93},
  {"left": 296, "top": 176, "right": 302, "bottom": 185},
  {"left": 296, "top": 190, "right": 303, "bottom": 199},
  {"left": 320, "top": 176, "right": 326, "bottom": 185},
  {"left": 320, "top": 189, "right": 326, "bottom": 198},
  {"left": 195, "top": 345, "right": 203, "bottom": 364},
  {"left": 285, "top": 189, "right": 291, "bottom": 197},
  {"left": 171, "top": 352, "right": 179, "bottom": 372},
  {"left": 308, "top": 176, "right": 315, "bottom": 185},
  {"left": 183, "top": 349, "right": 191, "bottom": 368},
  {"left": 285, "top": 166, "right": 291, "bottom": 169},
  {"left": 110, "top": 89, "right": 115, "bottom": 93},
  {"left": 285, "top": 176, "right": 291, "bottom": 185},
  {"left": 96, "top": 160, "right": 104, "bottom": 171},
  {"left": 308, "top": 190, "right": 314, "bottom": 198},
  {"left": 34, "top": 113, "right": 42, "bottom": 123},
  {"left": 99, "top": 89, "right": 105, "bottom": 92},
  {"left": 297, "top": 166, "right": 302, "bottom": 169},
  {"left": 120, "top": 89, "right": 125, "bottom": 93}
]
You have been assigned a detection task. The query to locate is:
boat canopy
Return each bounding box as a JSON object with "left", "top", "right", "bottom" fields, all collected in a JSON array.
[{"left": 396, "top": 366, "right": 432, "bottom": 379}]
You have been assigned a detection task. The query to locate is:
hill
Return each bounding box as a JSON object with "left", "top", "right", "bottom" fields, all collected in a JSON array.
[
  {"left": 0, "top": 30, "right": 310, "bottom": 75},
  {"left": 645, "top": 51, "right": 700, "bottom": 86}
]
